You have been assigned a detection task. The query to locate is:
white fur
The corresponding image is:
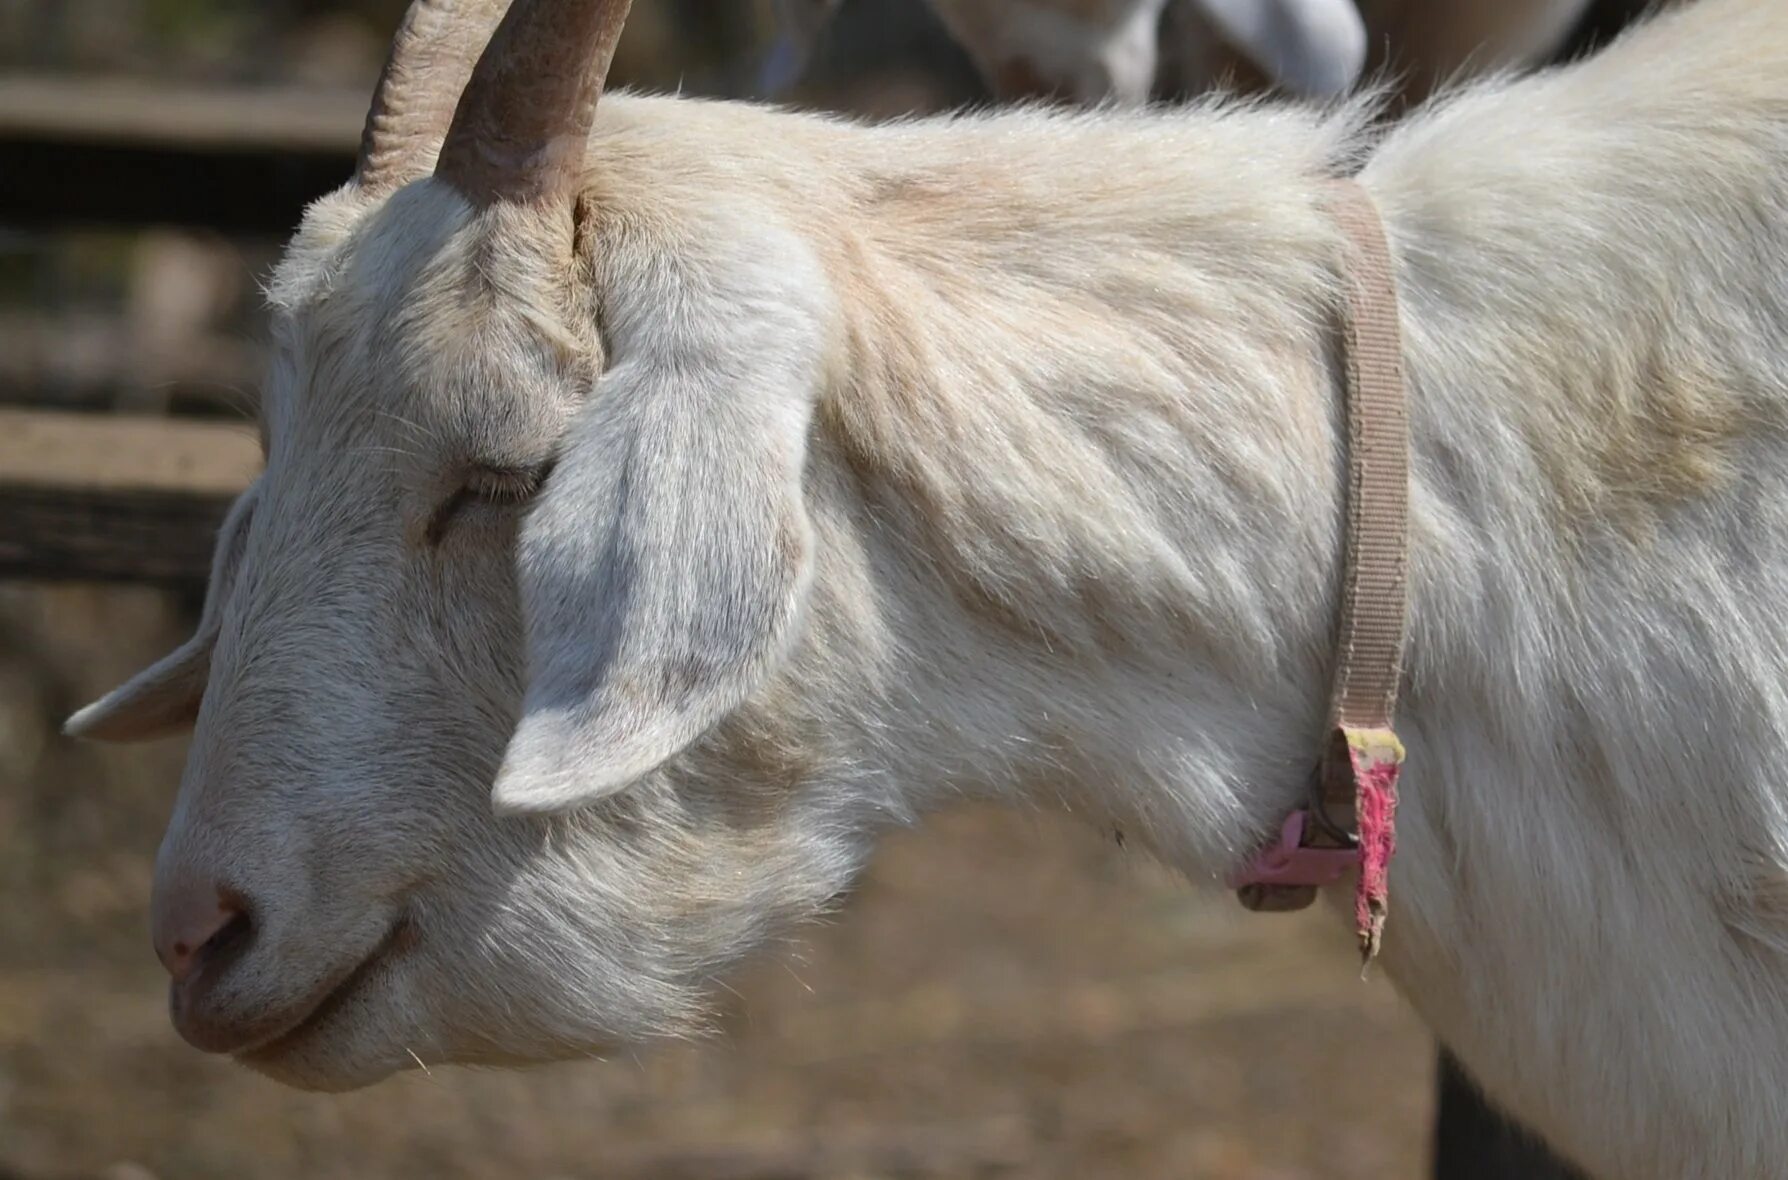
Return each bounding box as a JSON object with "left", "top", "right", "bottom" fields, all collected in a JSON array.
[{"left": 70, "top": 1, "right": 1788, "bottom": 1176}]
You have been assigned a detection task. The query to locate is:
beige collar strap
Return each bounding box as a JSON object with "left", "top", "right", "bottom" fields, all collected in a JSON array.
[
  {"left": 1233, "top": 178, "right": 1411, "bottom": 964},
  {"left": 1322, "top": 179, "right": 1410, "bottom": 734}
]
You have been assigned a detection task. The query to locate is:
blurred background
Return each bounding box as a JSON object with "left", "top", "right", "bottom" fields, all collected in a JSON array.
[{"left": 0, "top": 1, "right": 1648, "bottom": 1177}]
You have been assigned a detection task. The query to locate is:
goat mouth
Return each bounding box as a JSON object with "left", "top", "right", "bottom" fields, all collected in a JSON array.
[{"left": 234, "top": 916, "right": 413, "bottom": 1065}]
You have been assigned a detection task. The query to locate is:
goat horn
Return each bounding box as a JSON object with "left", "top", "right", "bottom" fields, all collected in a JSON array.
[
  {"left": 358, "top": 0, "right": 514, "bottom": 195},
  {"left": 435, "top": 0, "right": 633, "bottom": 206}
]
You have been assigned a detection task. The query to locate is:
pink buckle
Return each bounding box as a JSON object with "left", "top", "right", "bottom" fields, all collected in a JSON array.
[{"left": 1230, "top": 811, "right": 1359, "bottom": 889}]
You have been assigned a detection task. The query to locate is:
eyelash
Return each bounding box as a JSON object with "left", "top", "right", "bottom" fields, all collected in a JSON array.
[{"left": 426, "top": 462, "right": 552, "bottom": 545}]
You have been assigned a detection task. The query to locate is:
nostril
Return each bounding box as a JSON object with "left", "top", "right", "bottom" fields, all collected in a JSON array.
[
  {"left": 184, "top": 908, "right": 252, "bottom": 968},
  {"left": 156, "top": 891, "right": 254, "bottom": 983}
]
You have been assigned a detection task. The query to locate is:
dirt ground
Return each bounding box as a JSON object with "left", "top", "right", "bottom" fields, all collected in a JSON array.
[{"left": 0, "top": 583, "right": 1432, "bottom": 1180}]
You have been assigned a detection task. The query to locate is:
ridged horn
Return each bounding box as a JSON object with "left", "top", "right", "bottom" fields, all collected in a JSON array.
[
  {"left": 357, "top": 0, "right": 516, "bottom": 195},
  {"left": 434, "top": 0, "right": 633, "bottom": 206}
]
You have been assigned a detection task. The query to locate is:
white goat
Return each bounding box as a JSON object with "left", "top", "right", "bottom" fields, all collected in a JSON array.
[
  {"left": 68, "top": 0, "right": 1788, "bottom": 1176},
  {"left": 773, "top": 0, "right": 1596, "bottom": 105}
]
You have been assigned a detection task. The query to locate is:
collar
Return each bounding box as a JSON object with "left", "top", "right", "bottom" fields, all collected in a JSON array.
[{"left": 1229, "top": 178, "right": 1411, "bottom": 965}]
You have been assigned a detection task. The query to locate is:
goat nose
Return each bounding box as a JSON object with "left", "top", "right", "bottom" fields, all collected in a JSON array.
[{"left": 153, "top": 885, "right": 252, "bottom": 983}]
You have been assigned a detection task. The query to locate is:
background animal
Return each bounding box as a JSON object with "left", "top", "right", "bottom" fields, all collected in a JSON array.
[{"left": 772, "top": 0, "right": 1613, "bottom": 106}]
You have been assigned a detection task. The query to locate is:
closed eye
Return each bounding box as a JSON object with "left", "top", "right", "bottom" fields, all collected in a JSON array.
[{"left": 426, "top": 460, "right": 554, "bottom": 545}]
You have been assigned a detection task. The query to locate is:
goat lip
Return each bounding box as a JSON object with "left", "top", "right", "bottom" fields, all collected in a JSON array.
[{"left": 228, "top": 917, "right": 413, "bottom": 1061}]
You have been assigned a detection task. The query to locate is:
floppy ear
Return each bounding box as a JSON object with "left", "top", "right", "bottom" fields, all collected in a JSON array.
[
  {"left": 64, "top": 482, "right": 259, "bottom": 743},
  {"left": 1188, "top": 0, "right": 1366, "bottom": 98},
  {"left": 491, "top": 306, "right": 820, "bottom": 814}
]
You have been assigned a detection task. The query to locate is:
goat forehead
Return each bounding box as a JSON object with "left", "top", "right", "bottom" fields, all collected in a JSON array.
[
  {"left": 264, "top": 180, "right": 589, "bottom": 448},
  {"left": 260, "top": 307, "right": 577, "bottom": 478}
]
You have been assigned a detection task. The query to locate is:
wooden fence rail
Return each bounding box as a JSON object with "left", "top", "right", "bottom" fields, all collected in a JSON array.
[
  {"left": 0, "top": 408, "right": 255, "bottom": 583},
  {"left": 0, "top": 75, "right": 359, "bottom": 232}
]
